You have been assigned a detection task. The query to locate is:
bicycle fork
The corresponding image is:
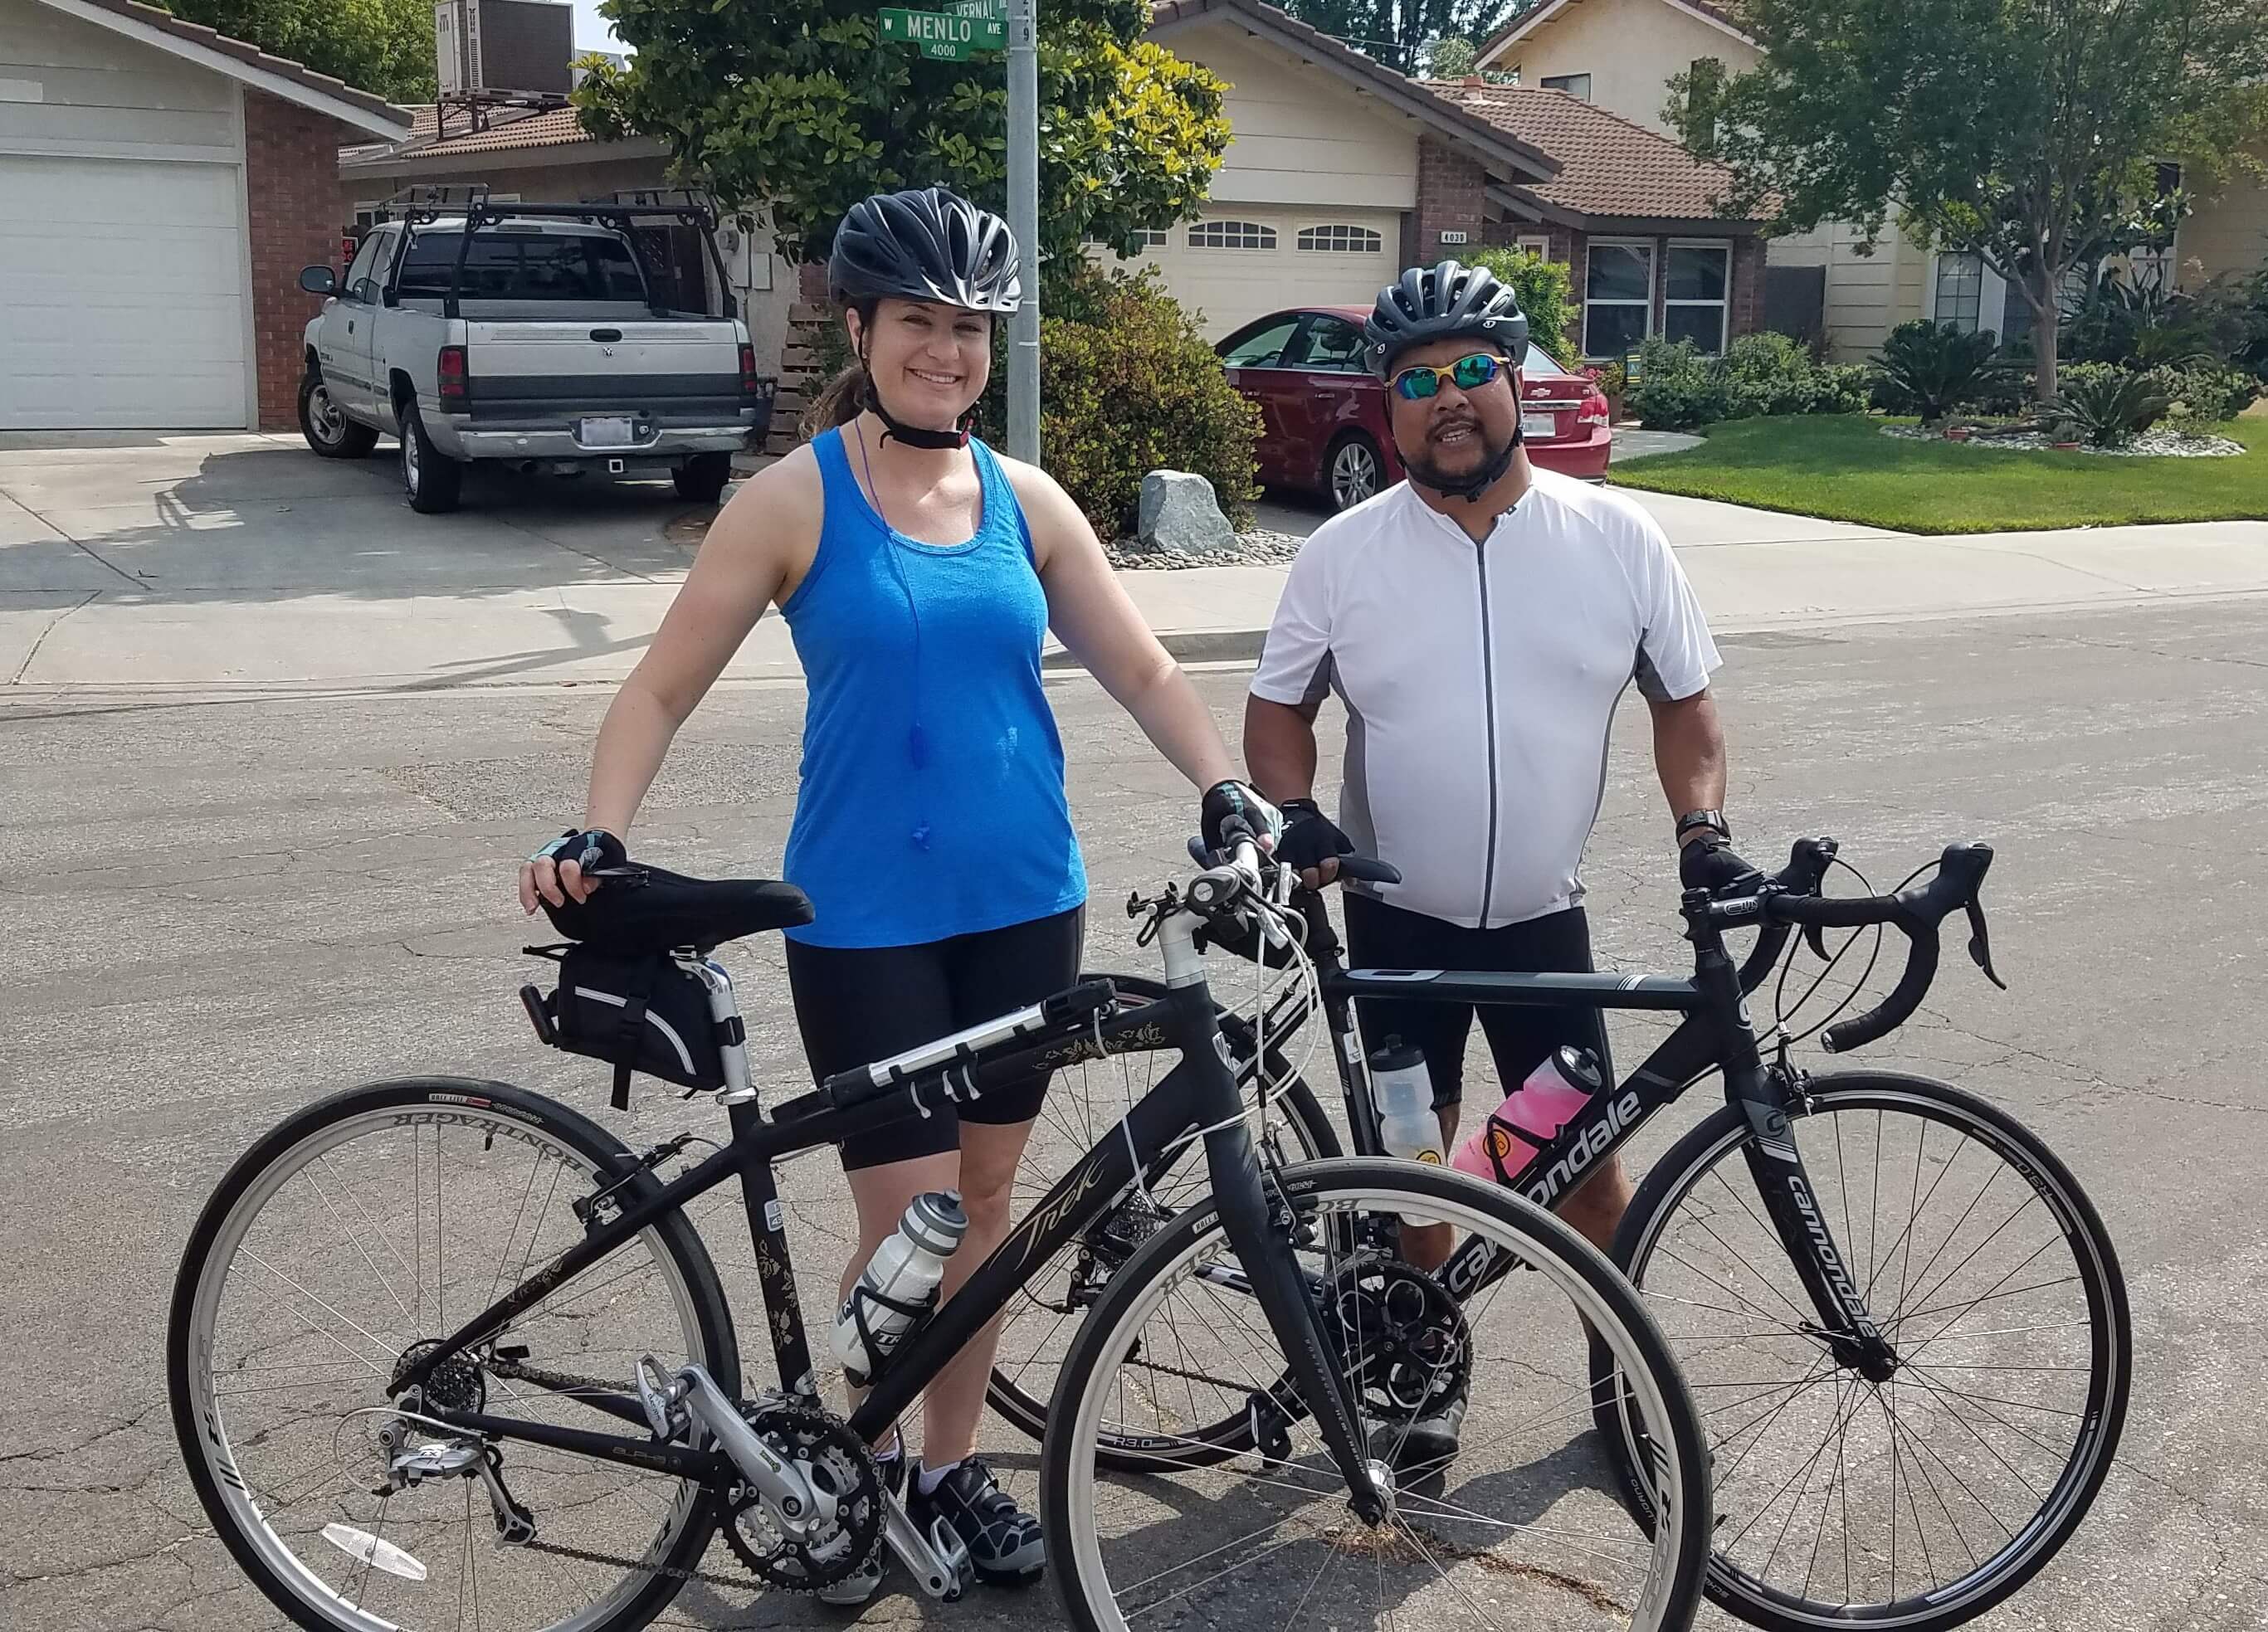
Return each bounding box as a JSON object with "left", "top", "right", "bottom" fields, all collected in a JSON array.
[{"left": 1701, "top": 939, "right": 1899, "bottom": 1380}]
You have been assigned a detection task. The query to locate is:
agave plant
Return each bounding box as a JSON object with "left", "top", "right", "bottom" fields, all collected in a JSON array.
[
  {"left": 1871, "top": 321, "right": 2012, "bottom": 424},
  {"left": 2031, "top": 363, "right": 2173, "bottom": 448}
]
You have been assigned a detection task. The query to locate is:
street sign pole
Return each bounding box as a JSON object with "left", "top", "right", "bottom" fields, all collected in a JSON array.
[{"left": 1006, "top": 0, "right": 1040, "bottom": 465}]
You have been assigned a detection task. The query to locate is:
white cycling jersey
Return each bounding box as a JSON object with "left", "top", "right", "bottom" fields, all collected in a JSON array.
[{"left": 1251, "top": 468, "right": 1721, "bottom": 930}]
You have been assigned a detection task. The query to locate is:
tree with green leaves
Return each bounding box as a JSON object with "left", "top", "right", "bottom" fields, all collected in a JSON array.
[
  {"left": 1281, "top": 0, "right": 1520, "bottom": 78},
  {"left": 575, "top": 0, "right": 1232, "bottom": 279},
  {"left": 1672, "top": 0, "right": 2268, "bottom": 400},
  {"left": 159, "top": 0, "right": 437, "bottom": 102}
]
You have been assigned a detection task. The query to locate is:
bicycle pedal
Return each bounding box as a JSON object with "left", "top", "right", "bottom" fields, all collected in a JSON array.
[{"left": 632, "top": 1354, "right": 689, "bottom": 1442}]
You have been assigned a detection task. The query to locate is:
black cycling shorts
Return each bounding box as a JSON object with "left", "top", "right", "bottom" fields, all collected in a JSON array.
[
  {"left": 1342, "top": 894, "right": 1613, "bottom": 1114},
  {"left": 785, "top": 906, "right": 1085, "bottom": 1172}
]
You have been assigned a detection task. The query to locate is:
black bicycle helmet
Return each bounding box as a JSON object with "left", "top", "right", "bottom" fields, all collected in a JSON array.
[
  {"left": 1363, "top": 260, "right": 1529, "bottom": 378},
  {"left": 828, "top": 184, "right": 1022, "bottom": 314}
]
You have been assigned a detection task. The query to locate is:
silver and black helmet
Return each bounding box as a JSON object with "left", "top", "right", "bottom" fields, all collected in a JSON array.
[
  {"left": 827, "top": 185, "right": 1022, "bottom": 314},
  {"left": 1363, "top": 260, "right": 1528, "bottom": 378}
]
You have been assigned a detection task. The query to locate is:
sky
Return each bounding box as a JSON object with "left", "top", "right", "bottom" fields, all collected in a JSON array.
[{"left": 568, "top": 0, "right": 625, "bottom": 53}]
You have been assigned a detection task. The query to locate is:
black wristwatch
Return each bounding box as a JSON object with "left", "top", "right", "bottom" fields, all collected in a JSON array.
[{"left": 1675, "top": 808, "right": 1732, "bottom": 844}]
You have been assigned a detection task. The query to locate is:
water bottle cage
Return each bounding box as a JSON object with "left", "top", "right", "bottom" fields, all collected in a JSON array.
[
  {"left": 1479, "top": 1113, "right": 1532, "bottom": 1188},
  {"left": 839, "top": 1280, "right": 938, "bottom": 1389}
]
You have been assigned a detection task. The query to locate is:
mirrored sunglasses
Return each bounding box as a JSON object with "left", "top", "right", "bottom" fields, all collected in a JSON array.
[{"left": 1391, "top": 351, "right": 1504, "bottom": 402}]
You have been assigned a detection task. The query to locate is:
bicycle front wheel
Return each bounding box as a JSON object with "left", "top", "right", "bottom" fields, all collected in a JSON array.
[
  {"left": 168, "top": 1077, "right": 739, "bottom": 1632},
  {"left": 1597, "top": 1071, "right": 2130, "bottom": 1631},
  {"left": 988, "top": 972, "right": 1340, "bottom": 1467},
  {"left": 1044, "top": 1157, "right": 1711, "bottom": 1632}
]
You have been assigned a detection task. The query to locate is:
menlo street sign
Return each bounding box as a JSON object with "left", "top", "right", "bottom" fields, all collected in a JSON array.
[{"left": 877, "top": 3, "right": 1007, "bottom": 60}]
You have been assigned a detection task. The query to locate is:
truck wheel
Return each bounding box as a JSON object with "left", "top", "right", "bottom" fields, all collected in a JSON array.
[
  {"left": 672, "top": 452, "right": 734, "bottom": 504},
  {"left": 299, "top": 370, "right": 378, "bottom": 459},
  {"left": 398, "top": 402, "right": 464, "bottom": 514}
]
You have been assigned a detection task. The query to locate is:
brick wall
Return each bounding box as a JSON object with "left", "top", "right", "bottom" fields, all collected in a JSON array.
[
  {"left": 1413, "top": 136, "right": 1489, "bottom": 267},
  {"left": 245, "top": 90, "right": 356, "bottom": 431}
]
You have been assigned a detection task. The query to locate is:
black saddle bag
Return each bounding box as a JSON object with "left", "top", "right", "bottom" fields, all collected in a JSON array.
[{"left": 525, "top": 946, "right": 726, "bottom": 1108}]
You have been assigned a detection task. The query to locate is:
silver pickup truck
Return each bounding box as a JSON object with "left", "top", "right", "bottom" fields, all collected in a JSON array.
[{"left": 295, "top": 197, "right": 771, "bottom": 513}]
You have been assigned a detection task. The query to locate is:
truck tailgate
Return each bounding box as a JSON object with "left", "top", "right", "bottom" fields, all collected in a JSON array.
[{"left": 461, "top": 319, "right": 745, "bottom": 424}]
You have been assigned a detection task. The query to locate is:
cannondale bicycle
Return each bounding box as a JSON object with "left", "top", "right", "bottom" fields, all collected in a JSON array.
[
  {"left": 168, "top": 836, "right": 1714, "bottom": 1632},
  {"left": 993, "top": 835, "right": 2131, "bottom": 1632}
]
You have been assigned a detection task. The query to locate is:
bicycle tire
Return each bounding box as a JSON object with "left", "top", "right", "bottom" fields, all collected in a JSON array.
[
  {"left": 986, "top": 972, "right": 1341, "bottom": 1468},
  {"left": 1044, "top": 1157, "right": 1713, "bottom": 1632},
  {"left": 169, "top": 1076, "right": 741, "bottom": 1632},
  {"left": 1594, "top": 1071, "right": 2130, "bottom": 1632}
]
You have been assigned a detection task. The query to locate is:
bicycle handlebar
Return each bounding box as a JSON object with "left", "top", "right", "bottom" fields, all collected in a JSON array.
[{"left": 1750, "top": 841, "right": 2003, "bottom": 1052}]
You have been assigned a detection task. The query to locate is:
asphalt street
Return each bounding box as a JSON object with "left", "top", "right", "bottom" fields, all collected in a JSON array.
[{"left": 4, "top": 598, "right": 2266, "bottom": 1630}]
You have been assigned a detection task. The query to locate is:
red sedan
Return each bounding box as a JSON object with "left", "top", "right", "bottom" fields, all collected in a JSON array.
[{"left": 1217, "top": 304, "right": 1613, "bottom": 511}]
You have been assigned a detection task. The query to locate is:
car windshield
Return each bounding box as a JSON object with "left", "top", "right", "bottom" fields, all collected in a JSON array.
[{"left": 395, "top": 228, "right": 648, "bottom": 302}]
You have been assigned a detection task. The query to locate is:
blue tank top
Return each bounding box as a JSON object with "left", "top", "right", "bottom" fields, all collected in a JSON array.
[{"left": 778, "top": 426, "right": 1086, "bottom": 948}]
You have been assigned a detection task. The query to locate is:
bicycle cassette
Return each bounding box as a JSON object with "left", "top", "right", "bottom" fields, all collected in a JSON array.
[{"left": 719, "top": 1402, "right": 885, "bottom": 1593}]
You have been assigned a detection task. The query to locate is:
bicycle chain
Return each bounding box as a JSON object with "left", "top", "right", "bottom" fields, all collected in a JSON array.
[{"left": 473, "top": 1360, "right": 861, "bottom": 1597}]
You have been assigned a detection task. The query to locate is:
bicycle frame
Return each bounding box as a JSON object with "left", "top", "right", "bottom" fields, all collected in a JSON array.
[
  {"left": 1246, "top": 884, "right": 1905, "bottom": 1371},
  {"left": 395, "top": 906, "right": 1391, "bottom": 1516}
]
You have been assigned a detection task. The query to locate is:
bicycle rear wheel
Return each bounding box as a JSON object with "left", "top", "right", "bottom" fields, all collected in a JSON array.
[
  {"left": 168, "top": 1078, "right": 739, "bottom": 1632},
  {"left": 1045, "top": 1157, "right": 1711, "bottom": 1632},
  {"left": 988, "top": 972, "right": 1340, "bottom": 1467},
  {"left": 1595, "top": 1071, "right": 2130, "bottom": 1631}
]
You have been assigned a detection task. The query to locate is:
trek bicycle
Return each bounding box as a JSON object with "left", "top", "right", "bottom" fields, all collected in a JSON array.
[
  {"left": 168, "top": 837, "right": 1713, "bottom": 1632},
  {"left": 993, "top": 835, "right": 2132, "bottom": 1632}
]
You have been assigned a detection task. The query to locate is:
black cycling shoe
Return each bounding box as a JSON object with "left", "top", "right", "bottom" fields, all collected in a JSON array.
[
  {"left": 1369, "top": 1385, "right": 1466, "bottom": 1495},
  {"left": 908, "top": 1456, "right": 1045, "bottom": 1586}
]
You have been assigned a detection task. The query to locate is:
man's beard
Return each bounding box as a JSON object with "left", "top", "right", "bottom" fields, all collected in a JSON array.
[{"left": 1402, "top": 414, "right": 1519, "bottom": 494}]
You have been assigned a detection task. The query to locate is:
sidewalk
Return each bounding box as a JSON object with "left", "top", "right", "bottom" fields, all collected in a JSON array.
[{"left": 4, "top": 434, "right": 2267, "bottom": 694}]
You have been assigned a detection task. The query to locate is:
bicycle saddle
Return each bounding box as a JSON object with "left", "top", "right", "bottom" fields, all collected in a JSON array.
[{"left": 539, "top": 864, "right": 813, "bottom": 954}]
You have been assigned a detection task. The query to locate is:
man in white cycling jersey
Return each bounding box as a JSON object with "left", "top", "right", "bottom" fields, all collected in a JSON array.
[{"left": 1246, "top": 261, "right": 1756, "bottom": 1469}]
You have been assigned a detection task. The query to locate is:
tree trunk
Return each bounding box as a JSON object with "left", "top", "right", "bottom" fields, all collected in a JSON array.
[{"left": 2027, "top": 273, "right": 2059, "bottom": 403}]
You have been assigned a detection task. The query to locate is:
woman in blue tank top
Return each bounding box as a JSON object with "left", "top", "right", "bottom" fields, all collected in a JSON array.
[{"left": 517, "top": 188, "right": 1280, "bottom": 1591}]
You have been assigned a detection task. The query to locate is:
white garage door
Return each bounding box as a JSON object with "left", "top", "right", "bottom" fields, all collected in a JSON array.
[
  {"left": 0, "top": 155, "right": 248, "bottom": 429},
  {"left": 1138, "top": 207, "right": 1402, "bottom": 340}
]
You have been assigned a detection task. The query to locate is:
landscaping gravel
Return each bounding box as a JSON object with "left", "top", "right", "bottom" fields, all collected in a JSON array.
[
  {"left": 1879, "top": 423, "right": 2246, "bottom": 458},
  {"left": 1107, "top": 528, "right": 1308, "bottom": 568}
]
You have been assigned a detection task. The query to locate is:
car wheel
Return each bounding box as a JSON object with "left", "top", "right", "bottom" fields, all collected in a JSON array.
[
  {"left": 398, "top": 401, "right": 464, "bottom": 514},
  {"left": 298, "top": 370, "right": 378, "bottom": 460},
  {"left": 1326, "top": 432, "right": 1383, "bottom": 512},
  {"left": 672, "top": 451, "right": 733, "bottom": 504}
]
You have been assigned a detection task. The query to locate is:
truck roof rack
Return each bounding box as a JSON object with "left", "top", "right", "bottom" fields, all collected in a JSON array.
[{"left": 370, "top": 186, "right": 735, "bottom": 321}]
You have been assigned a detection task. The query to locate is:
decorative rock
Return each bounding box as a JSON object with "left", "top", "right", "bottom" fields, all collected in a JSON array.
[{"left": 1136, "top": 470, "right": 1238, "bottom": 556}]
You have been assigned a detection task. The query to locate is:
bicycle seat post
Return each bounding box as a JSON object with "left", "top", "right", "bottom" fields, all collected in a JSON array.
[{"left": 676, "top": 951, "right": 756, "bottom": 1106}]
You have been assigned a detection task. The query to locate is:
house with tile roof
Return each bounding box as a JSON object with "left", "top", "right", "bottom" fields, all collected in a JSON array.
[
  {"left": 337, "top": 0, "right": 1773, "bottom": 385},
  {"left": 3, "top": 0, "right": 412, "bottom": 430},
  {"left": 1477, "top": 0, "right": 2268, "bottom": 360}
]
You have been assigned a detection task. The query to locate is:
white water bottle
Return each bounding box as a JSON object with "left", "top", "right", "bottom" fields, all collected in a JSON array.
[
  {"left": 1368, "top": 1035, "right": 1444, "bottom": 1223},
  {"left": 830, "top": 1190, "right": 967, "bottom": 1387}
]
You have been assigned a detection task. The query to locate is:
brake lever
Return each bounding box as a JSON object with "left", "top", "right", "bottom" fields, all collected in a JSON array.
[
  {"left": 1803, "top": 921, "right": 1831, "bottom": 962},
  {"left": 1965, "top": 897, "right": 2007, "bottom": 990}
]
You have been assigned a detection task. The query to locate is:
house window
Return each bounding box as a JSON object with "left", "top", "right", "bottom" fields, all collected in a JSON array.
[
  {"left": 1934, "top": 251, "right": 1985, "bottom": 332},
  {"left": 1190, "top": 220, "right": 1276, "bottom": 250},
  {"left": 1541, "top": 73, "right": 1591, "bottom": 99},
  {"left": 1297, "top": 224, "right": 1383, "bottom": 253},
  {"left": 1664, "top": 242, "right": 1730, "bottom": 352},
  {"left": 1514, "top": 233, "right": 1554, "bottom": 260},
  {"left": 1583, "top": 240, "right": 1653, "bottom": 358}
]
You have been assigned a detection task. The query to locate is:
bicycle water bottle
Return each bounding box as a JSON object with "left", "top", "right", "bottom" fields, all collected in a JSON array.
[
  {"left": 1368, "top": 1035, "right": 1443, "bottom": 1223},
  {"left": 1452, "top": 1045, "right": 1606, "bottom": 1188},
  {"left": 830, "top": 1191, "right": 967, "bottom": 1387}
]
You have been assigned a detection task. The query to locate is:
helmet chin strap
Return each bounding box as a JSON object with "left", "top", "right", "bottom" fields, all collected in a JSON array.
[
  {"left": 861, "top": 343, "right": 972, "bottom": 451},
  {"left": 1414, "top": 419, "right": 1523, "bottom": 504}
]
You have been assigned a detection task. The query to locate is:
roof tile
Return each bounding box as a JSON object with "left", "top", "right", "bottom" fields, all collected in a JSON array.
[{"left": 1437, "top": 82, "right": 1754, "bottom": 223}]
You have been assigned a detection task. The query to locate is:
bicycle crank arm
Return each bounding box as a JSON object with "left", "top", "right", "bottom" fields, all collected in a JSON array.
[
  {"left": 881, "top": 1491, "right": 973, "bottom": 1600},
  {"left": 666, "top": 1362, "right": 827, "bottom": 1536}
]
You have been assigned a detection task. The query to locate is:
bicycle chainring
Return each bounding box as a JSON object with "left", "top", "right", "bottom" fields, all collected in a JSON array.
[
  {"left": 718, "top": 1402, "right": 885, "bottom": 1593},
  {"left": 1324, "top": 1254, "right": 1471, "bottom": 1420}
]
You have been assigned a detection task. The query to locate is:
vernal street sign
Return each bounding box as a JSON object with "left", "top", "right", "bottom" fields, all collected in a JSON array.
[{"left": 877, "top": 6, "right": 1006, "bottom": 59}]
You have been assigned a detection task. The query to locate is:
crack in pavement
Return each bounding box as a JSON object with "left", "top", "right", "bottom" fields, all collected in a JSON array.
[{"left": 7, "top": 592, "right": 102, "bottom": 687}]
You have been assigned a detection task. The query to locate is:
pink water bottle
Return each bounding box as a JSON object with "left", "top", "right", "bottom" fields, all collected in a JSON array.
[{"left": 1452, "top": 1045, "right": 1607, "bottom": 1187}]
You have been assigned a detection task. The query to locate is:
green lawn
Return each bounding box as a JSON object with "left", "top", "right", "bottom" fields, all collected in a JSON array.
[{"left": 1606, "top": 414, "right": 2268, "bottom": 533}]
